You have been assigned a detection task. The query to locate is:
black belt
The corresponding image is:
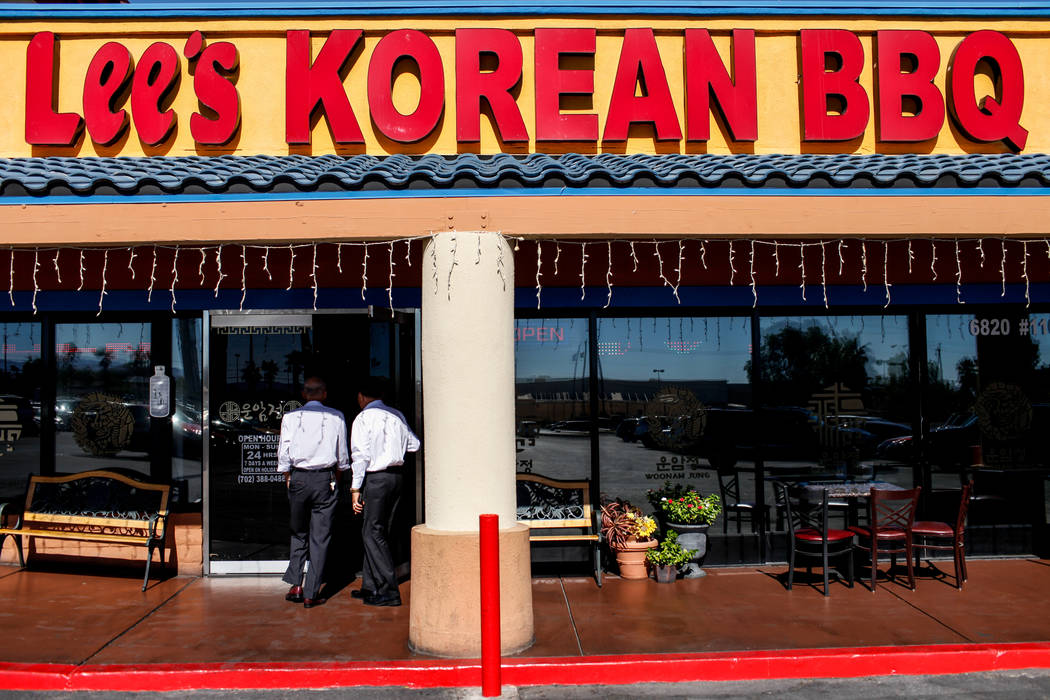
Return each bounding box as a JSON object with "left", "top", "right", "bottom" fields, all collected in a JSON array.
[{"left": 291, "top": 466, "right": 336, "bottom": 473}]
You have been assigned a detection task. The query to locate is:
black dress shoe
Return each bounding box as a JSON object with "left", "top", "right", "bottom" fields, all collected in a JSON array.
[
  {"left": 350, "top": 589, "right": 374, "bottom": 599},
  {"left": 303, "top": 597, "right": 326, "bottom": 609},
  {"left": 285, "top": 585, "right": 304, "bottom": 603},
  {"left": 363, "top": 593, "right": 401, "bottom": 607}
]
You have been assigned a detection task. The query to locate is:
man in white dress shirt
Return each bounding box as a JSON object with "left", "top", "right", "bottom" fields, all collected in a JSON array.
[
  {"left": 350, "top": 376, "right": 420, "bottom": 607},
  {"left": 277, "top": 376, "right": 349, "bottom": 608}
]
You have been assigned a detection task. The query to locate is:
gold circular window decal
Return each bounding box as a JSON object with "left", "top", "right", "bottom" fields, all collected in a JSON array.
[
  {"left": 70, "top": 392, "right": 136, "bottom": 457},
  {"left": 975, "top": 382, "right": 1032, "bottom": 441}
]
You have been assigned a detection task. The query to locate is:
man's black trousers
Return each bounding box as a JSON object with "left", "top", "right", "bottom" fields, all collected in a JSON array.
[
  {"left": 361, "top": 469, "right": 402, "bottom": 600},
  {"left": 283, "top": 468, "right": 338, "bottom": 600}
]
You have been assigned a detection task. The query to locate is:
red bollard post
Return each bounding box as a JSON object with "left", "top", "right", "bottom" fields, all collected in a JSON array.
[{"left": 479, "top": 513, "right": 501, "bottom": 697}]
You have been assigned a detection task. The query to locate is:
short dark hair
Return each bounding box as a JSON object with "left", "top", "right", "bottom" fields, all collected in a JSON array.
[
  {"left": 303, "top": 376, "right": 327, "bottom": 399},
  {"left": 359, "top": 376, "right": 389, "bottom": 401}
]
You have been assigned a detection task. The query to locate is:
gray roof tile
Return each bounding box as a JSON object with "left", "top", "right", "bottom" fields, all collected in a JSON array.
[{"left": 0, "top": 153, "right": 1047, "bottom": 196}]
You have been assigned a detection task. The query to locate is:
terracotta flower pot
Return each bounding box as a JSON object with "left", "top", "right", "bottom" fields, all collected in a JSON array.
[{"left": 613, "top": 538, "right": 657, "bottom": 580}]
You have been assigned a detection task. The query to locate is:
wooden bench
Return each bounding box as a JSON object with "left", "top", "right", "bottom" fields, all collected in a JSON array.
[
  {"left": 515, "top": 472, "right": 602, "bottom": 587},
  {"left": 0, "top": 470, "right": 170, "bottom": 591}
]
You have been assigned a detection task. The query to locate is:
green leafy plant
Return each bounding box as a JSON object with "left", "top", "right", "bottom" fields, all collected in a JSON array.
[
  {"left": 646, "top": 482, "right": 697, "bottom": 511},
  {"left": 599, "top": 498, "right": 657, "bottom": 549},
  {"left": 658, "top": 489, "right": 722, "bottom": 525},
  {"left": 646, "top": 531, "right": 696, "bottom": 567}
]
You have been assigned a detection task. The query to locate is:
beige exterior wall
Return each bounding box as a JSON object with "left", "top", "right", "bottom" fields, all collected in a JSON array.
[{"left": 2, "top": 194, "right": 1049, "bottom": 248}]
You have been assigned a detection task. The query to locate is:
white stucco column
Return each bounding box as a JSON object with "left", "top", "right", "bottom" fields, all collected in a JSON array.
[{"left": 409, "top": 231, "right": 534, "bottom": 657}]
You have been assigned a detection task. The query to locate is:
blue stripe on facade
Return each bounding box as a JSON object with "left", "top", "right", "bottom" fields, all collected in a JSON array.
[
  {"left": 2, "top": 2, "right": 1050, "bottom": 18},
  {"left": 6, "top": 283, "right": 1045, "bottom": 313},
  {"left": 1, "top": 188, "right": 1048, "bottom": 206}
]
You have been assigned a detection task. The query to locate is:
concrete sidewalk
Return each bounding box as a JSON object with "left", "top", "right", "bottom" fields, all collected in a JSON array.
[{"left": 1, "top": 558, "right": 1049, "bottom": 691}]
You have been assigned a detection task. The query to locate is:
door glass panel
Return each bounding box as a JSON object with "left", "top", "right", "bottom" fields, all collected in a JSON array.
[
  {"left": 597, "top": 316, "right": 755, "bottom": 564},
  {"left": 172, "top": 318, "right": 203, "bottom": 508},
  {"left": 514, "top": 318, "right": 591, "bottom": 480},
  {"left": 209, "top": 322, "right": 312, "bottom": 563},
  {"left": 55, "top": 322, "right": 152, "bottom": 475},
  {"left": 0, "top": 323, "right": 41, "bottom": 500}
]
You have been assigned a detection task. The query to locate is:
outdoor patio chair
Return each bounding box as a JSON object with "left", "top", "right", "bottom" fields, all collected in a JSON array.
[
  {"left": 849, "top": 486, "right": 921, "bottom": 593},
  {"left": 775, "top": 482, "right": 854, "bottom": 596},
  {"left": 717, "top": 466, "right": 770, "bottom": 534},
  {"left": 912, "top": 481, "right": 972, "bottom": 590}
]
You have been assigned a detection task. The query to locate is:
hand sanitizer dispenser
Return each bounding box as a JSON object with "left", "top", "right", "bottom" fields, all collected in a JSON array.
[{"left": 150, "top": 366, "right": 171, "bottom": 418}]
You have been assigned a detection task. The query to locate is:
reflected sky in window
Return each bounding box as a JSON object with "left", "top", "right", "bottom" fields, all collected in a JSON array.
[{"left": 597, "top": 316, "right": 750, "bottom": 383}]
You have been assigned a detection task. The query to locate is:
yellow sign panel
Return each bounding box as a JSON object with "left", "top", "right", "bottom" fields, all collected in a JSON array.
[{"left": 2, "top": 17, "right": 1048, "bottom": 157}]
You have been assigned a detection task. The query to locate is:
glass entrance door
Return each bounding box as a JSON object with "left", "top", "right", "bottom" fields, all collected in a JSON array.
[{"left": 206, "top": 310, "right": 416, "bottom": 575}]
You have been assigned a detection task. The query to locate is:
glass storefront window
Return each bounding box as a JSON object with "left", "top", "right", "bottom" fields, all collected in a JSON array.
[
  {"left": 759, "top": 315, "right": 915, "bottom": 562},
  {"left": 55, "top": 322, "right": 152, "bottom": 476},
  {"left": 926, "top": 313, "right": 1050, "bottom": 554},
  {"left": 597, "top": 316, "right": 754, "bottom": 564},
  {"left": 514, "top": 318, "right": 590, "bottom": 480},
  {"left": 0, "top": 322, "right": 41, "bottom": 501},
  {"left": 759, "top": 315, "right": 913, "bottom": 483}
]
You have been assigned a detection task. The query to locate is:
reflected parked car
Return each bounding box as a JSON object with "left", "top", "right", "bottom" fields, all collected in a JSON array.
[
  {"left": 541, "top": 419, "right": 592, "bottom": 436},
  {"left": 173, "top": 404, "right": 203, "bottom": 459},
  {"left": 876, "top": 413, "right": 978, "bottom": 467}
]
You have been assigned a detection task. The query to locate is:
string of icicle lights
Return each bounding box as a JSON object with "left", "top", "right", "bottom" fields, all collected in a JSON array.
[{"left": 3, "top": 235, "right": 1049, "bottom": 315}]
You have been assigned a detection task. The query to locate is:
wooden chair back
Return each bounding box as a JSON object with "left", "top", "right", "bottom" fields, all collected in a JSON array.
[{"left": 870, "top": 486, "right": 920, "bottom": 532}]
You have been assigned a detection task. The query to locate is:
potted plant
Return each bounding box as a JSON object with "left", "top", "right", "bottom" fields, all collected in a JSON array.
[
  {"left": 646, "top": 531, "right": 697, "bottom": 583},
  {"left": 599, "top": 498, "right": 658, "bottom": 580},
  {"left": 646, "top": 481, "right": 697, "bottom": 530},
  {"left": 657, "top": 489, "right": 722, "bottom": 578}
]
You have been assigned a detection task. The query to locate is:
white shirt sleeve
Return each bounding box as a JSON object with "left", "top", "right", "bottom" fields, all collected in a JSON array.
[
  {"left": 276, "top": 414, "right": 293, "bottom": 473},
  {"left": 336, "top": 414, "right": 350, "bottom": 471},
  {"left": 350, "top": 413, "right": 371, "bottom": 489}
]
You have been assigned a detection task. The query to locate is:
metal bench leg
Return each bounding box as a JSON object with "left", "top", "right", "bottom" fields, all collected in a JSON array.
[
  {"left": 143, "top": 542, "right": 155, "bottom": 592},
  {"left": 593, "top": 542, "right": 602, "bottom": 588},
  {"left": 4, "top": 533, "right": 25, "bottom": 568}
]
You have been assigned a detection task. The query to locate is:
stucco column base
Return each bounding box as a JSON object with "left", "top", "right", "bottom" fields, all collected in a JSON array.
[{"left": 408, "top": 523, "right": 534, "bottom": 658}]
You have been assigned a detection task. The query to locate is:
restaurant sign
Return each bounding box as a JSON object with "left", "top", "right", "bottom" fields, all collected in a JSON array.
[{"left": 24, "top": 27, "right": 1028, "bottom": 151}]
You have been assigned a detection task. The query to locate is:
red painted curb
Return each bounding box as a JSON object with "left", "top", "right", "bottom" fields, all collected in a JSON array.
[{"left": 1, "top": 643, "right": 1048, "bottom": 692}]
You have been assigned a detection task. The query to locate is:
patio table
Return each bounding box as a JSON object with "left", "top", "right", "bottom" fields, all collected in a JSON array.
[{"left": 793, "top": 480, "right": 906, "bottom": 526}]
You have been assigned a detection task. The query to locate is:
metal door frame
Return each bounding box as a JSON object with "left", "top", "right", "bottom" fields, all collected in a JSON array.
[{"left": 203, "top": 307, "right": 418, "bottom": 575}]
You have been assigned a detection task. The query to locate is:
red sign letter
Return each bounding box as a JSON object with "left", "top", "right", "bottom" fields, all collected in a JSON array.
[
  {"left": 131, "top": 42, "right": 180, "bottom": 146},
  {"left": 947, "top": 30, "right": 1027, "bottom": 151},
  {"left": 190, "top": 40, "right": 241, "bottom": 146},
  {"left": 685, "top": 29, "right": 757, "bottom": 142},
  {"left": 455, "top": 28, "right": 528, "bottom": 143},
  {"left": 534, "top": 28, "right": 598, "bottom": 142},
  {"left": 83, "top": 42, "right": 132, "bottom": 146},
  {"left": 25, "top": 32, "right": 83, "bottom": 146},
  {"left": 603, "top": 28, "right": 682, "bottom": 141},
  {"left": 801, "top": 29, "right": 870, "bottom": 141},
  {"left": 367, "top": 30, "right": 445, "bottom": 144},
  {"left": 876, "top": 30, "right": 944, "bottom": 142},
  {"left": 286, "top": 29, "right": 364, "bottom": 145}
]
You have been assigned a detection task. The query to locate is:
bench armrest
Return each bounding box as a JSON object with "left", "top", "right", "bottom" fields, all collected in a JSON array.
[
  {"left": 147, "top": 512, "right": 168, "bottom": 541},
  {"left": 0, "top": 502, "right": 21, "bottom": 530}
]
